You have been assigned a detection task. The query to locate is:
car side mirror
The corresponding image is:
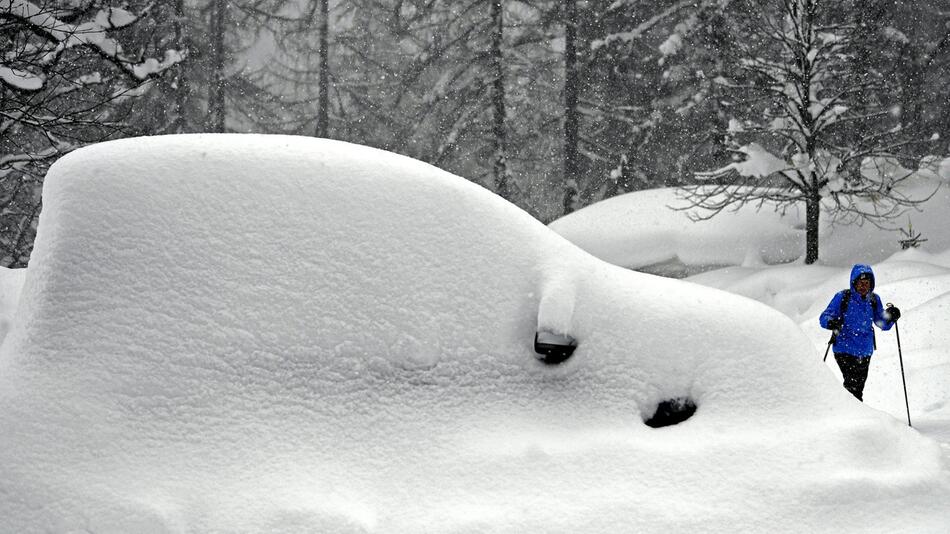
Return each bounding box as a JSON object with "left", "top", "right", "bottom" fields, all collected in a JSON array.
[{"left": 534, "top": 330, "right": 577, "bottom": 365}]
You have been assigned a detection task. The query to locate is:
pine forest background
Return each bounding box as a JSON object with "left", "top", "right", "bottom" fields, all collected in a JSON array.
[{"left": 2, "top": 0, "right": 949, "bottom": 268}]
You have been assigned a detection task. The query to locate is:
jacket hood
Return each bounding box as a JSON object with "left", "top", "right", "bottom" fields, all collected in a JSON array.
[{"left": 850, "top": 264, "right": 875, "bottom": 293}]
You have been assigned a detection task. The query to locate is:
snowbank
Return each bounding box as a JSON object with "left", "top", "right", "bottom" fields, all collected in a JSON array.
[
  {"left": 550, "top": 178, "right": 950, "bottom": 274},
  {"left": 1, "top": 134, "right": 947, "bottom": 532},
  {"left": 688, "top": 248, "right": 950, "bottom": 429},
  {"left": 0, "top": 266, "right": 26, "bottom": 346},
  {"left": 549, "top": 188, "right": 802, "bottom": 275}
]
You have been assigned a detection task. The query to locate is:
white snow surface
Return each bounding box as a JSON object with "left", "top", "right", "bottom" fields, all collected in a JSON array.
[
  {"left": 2, "top": 134, "right": 949, "bottom": 532},
  {"left": 0, "top": 64, "right": 44, "bottom": 91},
  {"left": 688, "top": 248, "right": 950, "bottom": 430},
  {"left": 0, "top": 266, "right": 26, "bottom": 345},
  {"left": 550, "top": 177, "right": 950, "bottom": 274},
  {"left": 549, "top": 188, "right": 804, "bottom": 275}
]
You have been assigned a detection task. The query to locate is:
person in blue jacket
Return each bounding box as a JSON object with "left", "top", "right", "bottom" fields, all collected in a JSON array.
[{"left": 819, "top": 264, "right": 901, "bottom": 401}]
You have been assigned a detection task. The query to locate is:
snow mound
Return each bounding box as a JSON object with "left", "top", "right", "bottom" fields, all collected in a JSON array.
[
  {"left": 680, "top": 245, "right": 950, "bottom": 440},
  {"left": 0, "top": 266, "right": 26, "bottom": 346},
  {"left": 549, "top": 188, "right": 802, "bottom": 275},
  {"left": 793, "top": 254, "right": 950, "bottom": 424},
  {"left": 1, "top": 135, "right": 947, "bottom": 532},
  {"left": 550, "top": 182, "right": 950, "bottom": 273}
]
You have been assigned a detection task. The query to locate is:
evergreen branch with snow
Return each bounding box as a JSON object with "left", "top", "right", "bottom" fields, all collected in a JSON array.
[{"left": 686, "top": 0, "right": 945, "bottom": 264}]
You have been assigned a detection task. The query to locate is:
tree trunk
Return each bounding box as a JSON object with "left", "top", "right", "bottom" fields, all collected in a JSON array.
[
  {"left": 902, "top": 61, "right": 925, "bottom": 142},
  {"left": 490, "top": 0, "right": 509, "bottom": 200},
  {"left": 805, "top": 189, "right": 821, "bottom": 264},
  {"left": 798, "top": 3, "right": 820, "bottom": 265},
  {"left": 172, "top": 0, "right": 189, "bottom": 133},
  {"left": 316, "top": 0, "right": 330, "bottom": 138},
  {"left": 561, "top": 0, "right": 579, "bottom": 215},
  {"left": 208, "top": 0, "right": 227, "bottom": 133}
]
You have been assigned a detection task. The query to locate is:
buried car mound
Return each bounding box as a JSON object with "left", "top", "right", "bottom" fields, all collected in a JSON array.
[{"left": 0, "top": 135, "right": 947, "bottom": 532}]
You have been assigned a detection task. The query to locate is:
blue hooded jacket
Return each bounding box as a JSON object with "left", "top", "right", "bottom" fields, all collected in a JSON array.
[{"left": 819, "top": 264, "right": 894, "bottom": 357}]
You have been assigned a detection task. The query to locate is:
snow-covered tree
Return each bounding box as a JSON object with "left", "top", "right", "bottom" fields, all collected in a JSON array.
[
  {"left": 200, "top": 0, "right": 307, "bottom": 133},
  {"left": 0, "top": 0, "right": 182, "bottom": 266},
  {"left": 315, "top": 0, "right": 329, "bottom": 137},
  {"left": 686, "top": 0, "right": 942, "bottom": 264},
  {"left": 327, "top": 0, "right": 534, "bottom": 202},
  {"left": 139, "top": 0, "right": 310, "bottom": 135},
  {"left": 561, "top": 0, "right": 579, "bottom": 214},
  {"left": 559, "top": 0, "right": 727, "bottom": 211},
  {"left": 207, "top": 0, "right": 228, "bottom": 131},
  {"left": 861, "top": 1, "right": 950, "bottom": 149},
  {"left": 489, "top": 0, "right": 509, "bottom": 200}
]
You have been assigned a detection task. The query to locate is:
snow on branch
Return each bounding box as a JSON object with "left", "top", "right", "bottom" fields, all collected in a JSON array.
[
  {"left": 697, "top": 143, "right": 792, "bottom": 181},
  {"left": 3, "top": 1, "right": 143, "bottom": 48},
  {"left": 0, "top": 0, "right": 183, "bottom": 90},
  {"left": 0, "top": 147, "right": 59, "bottom": 170},
  {"left": 591, "top": 0, "right": 694, "bottom": 51},
  {"left": 0, "top": 65, "right": 44, "bottom": 91}
]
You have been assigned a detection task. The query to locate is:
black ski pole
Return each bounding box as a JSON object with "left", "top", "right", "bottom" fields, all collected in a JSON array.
[
  {"left": 822, "top": 331, "right": 837, "bottom": 362},
  {"left": 894, "top": 320, "right": 912, "bottom": 427}
]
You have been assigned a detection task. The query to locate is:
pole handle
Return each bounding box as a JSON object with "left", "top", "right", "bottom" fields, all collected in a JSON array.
[{"left": 822, "top": 333, "right": 835, "bottom": 362}]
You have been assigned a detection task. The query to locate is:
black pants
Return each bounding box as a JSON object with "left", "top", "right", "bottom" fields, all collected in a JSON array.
[{"left": 834, "top": 353, "right": 872, "bottom": 401}]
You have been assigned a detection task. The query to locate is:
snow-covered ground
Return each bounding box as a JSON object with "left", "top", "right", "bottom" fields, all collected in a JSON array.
[
  {"left": 684, "top": 250, "right": 950, "bottom": 449},
  {"left": 1, "top": 135, "right": 948, "bottom": 532},
  {"left": 551, "top": 181, "right": 950, "bottom": 493},
  {"left": 0, "top": 266, "right": 26, "bottom": 345},
  {"left": 549, "top": 172, "right": 950, "bottom": 276}
]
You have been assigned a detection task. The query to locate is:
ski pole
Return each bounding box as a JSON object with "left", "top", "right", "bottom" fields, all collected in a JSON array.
[
  {"left": 894, "top": 320, "right": 912, "bottom": 428},
  {"left": 822, "top": 330, "right": 837, "bottom": 362}
]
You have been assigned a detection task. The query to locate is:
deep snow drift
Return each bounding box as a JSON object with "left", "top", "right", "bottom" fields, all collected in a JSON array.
[
  {"left": 547, "top": 172, "right": 950, "bottom": 436},
  {"left": 0, "top": 266, "right": 25, "bottom": 345},
  {"left": 1, "top": 135, "right": 948, "bottom": 532},
  {"left": 549, "top": 173, "right": 950, "bottom": 275},
  {"left": 689, "top": 249, "right": 950, "bottom": 432}
]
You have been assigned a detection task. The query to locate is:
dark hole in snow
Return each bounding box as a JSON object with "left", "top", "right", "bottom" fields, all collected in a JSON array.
[{"left": 644, "top": 397, "right": 697, "bottom": 428}]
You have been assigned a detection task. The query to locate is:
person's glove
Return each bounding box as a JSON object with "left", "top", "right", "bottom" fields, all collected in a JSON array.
[
  {"left": 885, "top": 305, "right": 901, "bottom": 322},
  {"left": 827, "top": 318, "right": 843, "bottom": 331}
]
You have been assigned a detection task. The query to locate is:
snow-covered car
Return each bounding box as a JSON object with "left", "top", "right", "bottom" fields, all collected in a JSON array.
[{"left": 1, "top": 135, "right": 946, "bottom": 532}]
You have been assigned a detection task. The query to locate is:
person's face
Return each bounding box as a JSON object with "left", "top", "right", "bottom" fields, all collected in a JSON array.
[{"left": 855, "top": 277, "right": 871, "bottom": 296}]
